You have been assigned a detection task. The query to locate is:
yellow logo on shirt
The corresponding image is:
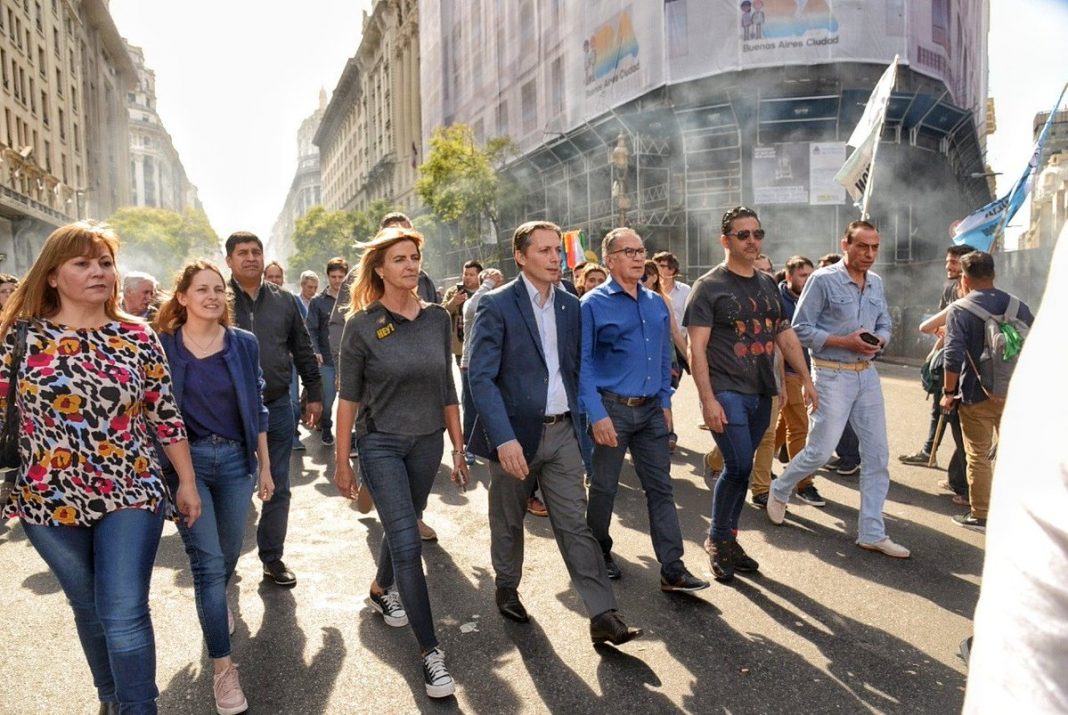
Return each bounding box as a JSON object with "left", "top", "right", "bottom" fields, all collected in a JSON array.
[{"left": 375, "top": 323, "right": 396, "bottom": 340}]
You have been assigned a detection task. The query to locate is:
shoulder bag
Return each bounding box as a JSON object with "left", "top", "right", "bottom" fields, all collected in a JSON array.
[{"left": 0, "top": 321, "right": 29, "bottom": 505}]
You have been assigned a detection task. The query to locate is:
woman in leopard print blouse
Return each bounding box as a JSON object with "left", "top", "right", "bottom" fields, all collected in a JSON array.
[{"left": 0, "top": 222, "right": 201, "bottom": 714}]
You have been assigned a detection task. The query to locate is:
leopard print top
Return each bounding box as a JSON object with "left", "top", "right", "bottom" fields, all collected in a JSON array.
[{"left": 0, "top": 319, "right": 186, "bottom": 526}]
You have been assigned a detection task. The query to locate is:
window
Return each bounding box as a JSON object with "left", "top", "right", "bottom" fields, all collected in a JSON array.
[
  {"left": 37, "top": 45, "right": 44, "bottom": 72},
  {"left": 72, "top": 122, "right": 78, "bottom": 152},
  {"left": 40, "top": 89, "right": 47, "bottom": 123},
  {"left": 58, "top": 106, "right": 64, "bottom": 139},
  {"left": 70, "top": 85, "right": 75, "bottom": 109},
  {"left": 1, "top": 48, "right": 7, "bottom": 88},
  {"left": 521, "top": 79, "right": 537, "bottom": 134},
  {"left": 43, "top": 139, "right": 51, "bottom": 171},
  {"left": 60, "top": 152, "right": 67, "bottom": 183},
  {"left": 550, "top": 57, "right": 563, "bottom": 116},
  {"left": 53, "top": 27, "right": 59, "bottom": 56},
  {"left": 55, "top": 66, "right": 61, "bottom": 93},
  {"left": 497, "top": 99, "right": 509, "bottom": 137}
]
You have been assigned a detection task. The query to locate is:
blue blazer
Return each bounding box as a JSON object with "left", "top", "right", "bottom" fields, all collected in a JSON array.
[
  {"left": 158, "top": 327, "right": 270, "bottom": 477},
  {"left": 467, "top": 278, "right": 584, "bottom": 463}
]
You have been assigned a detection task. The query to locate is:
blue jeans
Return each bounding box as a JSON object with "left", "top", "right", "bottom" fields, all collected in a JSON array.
[
  {"left": 708, "top": 391, "right": 772, "bottom": 541},
  {"left": 23, "top": 508, "right": 165, "bottom": 713},
  {"left": 289, "top": 366, "right": 301, "bottom": 439},
  {"left": 320, "top": 364, "right": 337, "bottom": 435},
  {"left": 357, "top": 430, "right": 443, "bottom": 652},
  {"left": 836, "top": 422, "right": 860, "bottom": 466},
  {"left": 176, "top": 438, "right": 255, "bottom": 659},
  {"left": 772, "top": 366, "right": 891, "bottom": 543},
  {"left": 587, "top": 398, "right": 686, "bottom": 580},
  {"left": 258, "top": 394, "right": 295, "bottom": 564}
]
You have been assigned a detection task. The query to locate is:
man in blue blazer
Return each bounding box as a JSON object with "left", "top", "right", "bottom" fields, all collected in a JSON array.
[{"left": 467, "top": 220, "right": 641, "bottom": 646}]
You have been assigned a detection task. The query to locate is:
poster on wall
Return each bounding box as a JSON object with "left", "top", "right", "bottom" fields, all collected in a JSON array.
[
  {"left": 752, "top": 144, "right": 810, "bottom": 205},
  {"left": 809, "top": 142, "right": 847, "bottom": 205}
]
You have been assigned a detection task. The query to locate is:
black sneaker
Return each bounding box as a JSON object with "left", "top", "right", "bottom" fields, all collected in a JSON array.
[
  {"left": 795, "top": 485, "right": 826, "bottom": 507},
  {"left": 730, "top": 540, "right": 760, "bottom": 573},
  {"left": 953, "top": 512, "right": 987, "bottom": 532},
  {"left": 777, "top": 444, "right": 789, "bottom": 464},
  {"left": 368, "top": 588, "right": 408, "bottom": 627},
  {"left": 321, "top": 431, "right": 335, "bottom": 447},
  {"left": 751, "top": 492, "right": 769, "bottom": 509},
  {"left": 603, "top": 552, "right": 622, "bottom": 580},
  {"left": 824, "top": 456, "right": 843, "bottom": 470},
  {"left": 262, "top": 560, "right": 297, "bottom": 587},
  {"left": 421, "top": 647, "right": 455, "bottom": 699},
  {"left": 660, "top": 566, "right": 710, "bottom": 592},
  {"left": 708, "top": 540, "right": 734, "bottom": 583},
  {"left": 836, "top": 463, "right": 860, "bottom": 476}
]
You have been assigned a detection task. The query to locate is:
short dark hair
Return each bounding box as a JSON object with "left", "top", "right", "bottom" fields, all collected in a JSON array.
[
  {"left": 819, "top": 253, "right": 842, "bottom": 266},
  {"left": 379, "top": 212, "right": 412, "bottom": 229},
  {"left": 961, "top": 251, "right": 995, "bottom": 281},
  {"left": 721, "top": 206, "right": 760, "bottom": 236},
  {"left": 785, "top": 255, "right": 814, "bottom": 273},
  {"left": 463, "top": 260, "right": 484, "bottom": 273},
  {"left": 843, "top": 220, "right": 878, "bottom": 244},
  {"left": 512, "top": 221, "right": 561, "bottom": 254},
  {"left": 946, "top": 244, "right": 977, "bottom": 259},
  {"left": 651, "top": 251, "right": 679, "bottom": 272},
  {"left": 225, "top": 231, "right": 263, "bottom": 256},
  {"left": 326, "top": 256, "right": 349, "bottom": 274},
  {"left": 264, "top": 260, "right": 285, "bottom": 278}
]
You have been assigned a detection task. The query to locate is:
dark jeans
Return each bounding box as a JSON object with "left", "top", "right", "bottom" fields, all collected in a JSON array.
[
  {"left": 708, "top": 391, "right": 772, "bottom": 541},
  {"left": 836, "top": 422, "right": 860, "bottom": 466},
  {"left": 358, "top": 430, "right": 443, "bottom": 652},
  {"left": 258, "top": 394, "right": 295, "bottom": 564},
  {"left": 587, "top": 398, "right": 685, "bottom": 580},
  {"left": 460, "top": 368, "right": 476, "bottom": 446},
  {"left": 177, "top": 438, "right": 255, "bottom": 659},
  {"left": 24, "top": 508, "right": 165, "bottom": 713},
  {"left": 924, "top": 399, "right": 968, "bottom": 497}
]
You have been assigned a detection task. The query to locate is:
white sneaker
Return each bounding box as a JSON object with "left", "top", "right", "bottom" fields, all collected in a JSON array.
[
  {"left": 765, "top": 494, "right": 788, "bottom": 525},
  {"left": 857, "top": 537, "right": 911, "bottom": 559},
  {"left": 369, "top": 588, "right": 408, "bottom": 627},
  {"left": 422, "top": 647, "right": 455, "bottom": 698},
  {"left": 213, "top": 664, "right": 248, "bottom": 715}
]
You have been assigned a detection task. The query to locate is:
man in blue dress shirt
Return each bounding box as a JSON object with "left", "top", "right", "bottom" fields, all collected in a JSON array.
[{"left": 581, "top": 227, "right": 709, "bottom": 593}]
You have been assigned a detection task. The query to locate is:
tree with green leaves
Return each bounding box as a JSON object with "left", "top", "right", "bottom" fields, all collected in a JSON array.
[
  {"left": 286, "top": 199, "right": 403, "bottom": 278},
  {"left": 106, "top": 207, "right": 220, "bottom": 284},
  {"left": 416, "top": 124, "right": 519, "bottom": 265}
]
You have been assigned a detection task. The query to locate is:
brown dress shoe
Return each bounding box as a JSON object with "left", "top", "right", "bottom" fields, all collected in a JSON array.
[{"left": 590, "top": 610, "right": 642, "bottom": 646}]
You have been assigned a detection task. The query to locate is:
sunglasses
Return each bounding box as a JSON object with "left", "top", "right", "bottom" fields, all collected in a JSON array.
[{"left": 726, "top": 229, "right": 766, "bottom": 241}]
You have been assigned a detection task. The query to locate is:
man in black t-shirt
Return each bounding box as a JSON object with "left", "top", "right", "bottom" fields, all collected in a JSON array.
[{"left": 684, "top": 206, "right": 816, "bottom": 583}]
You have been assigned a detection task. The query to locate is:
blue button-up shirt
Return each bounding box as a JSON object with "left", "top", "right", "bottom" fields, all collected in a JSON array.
[
  {"left": 520, "top": 273, "right": 570, "bottom": 415},
  {"left": 792, "top": 261, "right": 892, "bottom": 362},
  {"left": 579, "top": 277, "right": 673, "bottom": 423}
]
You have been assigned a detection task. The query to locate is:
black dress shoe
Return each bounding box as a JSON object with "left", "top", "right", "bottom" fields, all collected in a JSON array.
[
  {"left": 495, "top": 586, "right": 529, "bottom": 623},
  {"left": 263, "top": 560, "right": 297, "bottom": 587},
  {"left": 603, "top": 552, "right": 622, "bottom": 580},
  {"left": 590, "top": 610, "right": 642, "bottom": 646}
]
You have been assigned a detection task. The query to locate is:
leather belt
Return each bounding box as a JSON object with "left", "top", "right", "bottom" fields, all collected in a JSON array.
[
  {"left": 812, "top": 358, "right": 871, "bottom": 372},
  {"left": 543, "top": 412, "right": 570, "bottom": 425},
  {"left": 599, "top": 390, "right": 655, "bottom": 407}
]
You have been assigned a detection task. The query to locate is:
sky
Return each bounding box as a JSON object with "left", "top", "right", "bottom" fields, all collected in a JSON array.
[{"left": 109, "top": 0, "right": 1068, "bottom": 252}]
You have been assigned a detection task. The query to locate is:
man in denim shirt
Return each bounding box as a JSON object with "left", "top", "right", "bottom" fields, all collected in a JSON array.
[{"left": 766, "top": 221, "right": 910, "bottom": 559}]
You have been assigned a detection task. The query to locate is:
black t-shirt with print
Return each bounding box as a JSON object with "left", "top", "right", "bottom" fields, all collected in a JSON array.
[{"left": 683, "top": 264, "right": 786, "bottom": 397}]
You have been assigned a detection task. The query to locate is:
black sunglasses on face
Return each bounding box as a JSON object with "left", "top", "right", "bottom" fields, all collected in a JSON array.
[{"left": 726, "top": 229, "right": 766, "bottom": 241}]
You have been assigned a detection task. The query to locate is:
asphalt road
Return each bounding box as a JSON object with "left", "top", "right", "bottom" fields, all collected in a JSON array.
[{"left": 0, "top": 361, "right": 981, "bottom": 714}]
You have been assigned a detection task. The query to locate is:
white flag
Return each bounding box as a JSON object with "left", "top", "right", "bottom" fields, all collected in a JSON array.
[{"left": 835, "top": 56, "right": 899, "bottom": 202}]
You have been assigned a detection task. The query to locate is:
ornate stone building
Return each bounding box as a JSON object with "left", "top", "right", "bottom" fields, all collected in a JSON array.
[
  {"left": 125, "top": 40, "right": 199, "bottom": 212},
  {"left": 316, "top": 0, "right": 420, "bottom": 214},
  {"left": 0, "top": 0, "right": 132, "bottom": 274},
  {"left": 267, "top": 90, "right": 326, "bottom": 262}
]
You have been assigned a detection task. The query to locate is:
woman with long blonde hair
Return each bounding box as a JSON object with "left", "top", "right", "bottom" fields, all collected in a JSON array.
[
  {"left": 333, "top": 226, "right": 467, "bottom": 699},
  {"left": 154, "top": 260, "right": 273, "bottom": 715},
  {"left": 0, "top": 222, "right": 200, "bottom": 714}
]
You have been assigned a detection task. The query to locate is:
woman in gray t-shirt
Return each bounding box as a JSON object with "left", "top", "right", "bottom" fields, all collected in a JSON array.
[{"left": 332, "top": 227, "right": 468, "bottom": 699}]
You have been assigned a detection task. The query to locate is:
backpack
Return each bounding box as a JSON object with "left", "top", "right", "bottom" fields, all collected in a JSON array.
[
  {"left": 956, "top": 295, "right": 1029, "bottom": 399},
  {"left": 920, "top": 345, "right": 945, "bottom": 396}
]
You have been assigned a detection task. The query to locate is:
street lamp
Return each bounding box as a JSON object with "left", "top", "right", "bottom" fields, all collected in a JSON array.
[{"left": 611, "top": 131, "right": 631, "bottom": 227}]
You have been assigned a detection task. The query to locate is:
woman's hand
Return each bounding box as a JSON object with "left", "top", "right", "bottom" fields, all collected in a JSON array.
[
  {"left": 451, "top": 452, "right": 470, "bottom": 492},
  {"left": 175, "top": 481, "right": 202, "bottom": 528},
  {"left": 257, "top": 467, "right": 275, "bottom": 502},
  {"left": 334, "top": 459, "right": 358, "bottom": 500}
]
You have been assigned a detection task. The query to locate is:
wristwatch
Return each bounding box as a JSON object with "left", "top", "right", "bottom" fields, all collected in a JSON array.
[{"left": 942, "top": 388, "right": 956, "bottom": 396}]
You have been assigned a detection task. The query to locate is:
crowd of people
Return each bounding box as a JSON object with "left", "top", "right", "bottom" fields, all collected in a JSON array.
[{"left": 0, "top": 204, "right": 1041, "bottom": 712}]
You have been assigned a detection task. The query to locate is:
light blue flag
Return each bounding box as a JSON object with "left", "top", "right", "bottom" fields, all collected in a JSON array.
[{"left": 954, "top": 83, "right": 1067, "bottom": 251}]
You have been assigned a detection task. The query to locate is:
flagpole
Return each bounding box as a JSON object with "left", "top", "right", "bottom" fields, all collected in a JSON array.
[{"left": 860, "top": 56, "right": 899, "bottom": 221}]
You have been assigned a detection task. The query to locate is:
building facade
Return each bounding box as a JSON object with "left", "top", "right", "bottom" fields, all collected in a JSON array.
[
  {"left": 267, "top": 90, "right": 326, "bottom": 262},
  {"left": 316, "top": 0, "right": 420, "bottom": 214},
  {"left": 1019, "top": 110, "right": 1068, "bottom": 250},
  {"left": 125, "top": 40, "right": 199, "bottom": 213}
]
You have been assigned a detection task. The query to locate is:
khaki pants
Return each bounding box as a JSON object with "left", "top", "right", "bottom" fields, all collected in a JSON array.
[{"left": 958, "top": 398, "right": 1004, "bottom": 519}]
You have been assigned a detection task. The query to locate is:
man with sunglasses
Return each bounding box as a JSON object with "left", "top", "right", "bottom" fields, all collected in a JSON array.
[
  {"left": 684, "top": 207, "right": 817, "bottom": 581},
  {"left": 581, "top": 227, "right": 709, "bottom": 594},
  {"left": 765, "top": 220, "right": 911, "bottom": 559}
]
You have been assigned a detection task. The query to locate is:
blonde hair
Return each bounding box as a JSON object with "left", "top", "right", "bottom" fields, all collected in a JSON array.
[
  {"left": 576, "top": 263, "right": 607, "bottom": 295},
  {"left": 345, "top": 227, "right": 426, "bottom": 319},
  {"left": 0, "top": 222, "right": 133, "bottom": 338},
  {"left": 154, "top": 260, "right": 233, "bottom": 334}
]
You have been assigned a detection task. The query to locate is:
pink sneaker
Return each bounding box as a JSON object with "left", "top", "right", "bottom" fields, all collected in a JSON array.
[{"left": 213, "top": 664, "right": 248, "bottom": 715}]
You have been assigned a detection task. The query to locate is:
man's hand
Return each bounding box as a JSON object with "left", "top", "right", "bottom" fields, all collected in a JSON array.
[
  {"left": 940, "top": 393, "right": 958, "bottom": 412},
  {"left": 701, "top": 398, "right": 728, "bottom": 433},
  {"left": 497, "top": 440, "right": 529, "bottom": 480},
  {"left": 591, "top": 416, "right": 618, "bottom": 448},
  {"left": 303, "top": 400, "right": 323, "bottom": 429},
  {"left": 447, "top": 290, "right": 468, "bottom": 308},
  {"left": 844, "top": 329, "right": 881, "bottom": 357},
  {"left": 801, "top": 378, "right": 819, "bottom": 412},
  {"left": 334, "top": 460, "right": 357, "bottom": 499},
  {"left": 314, "top": 352, "right": 324, "bottom": 368}
]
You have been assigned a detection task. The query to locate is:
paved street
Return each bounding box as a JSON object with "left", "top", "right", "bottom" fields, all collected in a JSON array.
[{"left": 0, "top": 361, "right": 981, "bottom": 714}]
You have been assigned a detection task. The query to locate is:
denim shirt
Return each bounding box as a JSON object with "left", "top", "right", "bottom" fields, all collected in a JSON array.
[{"left": 792, "top": 261, "right": 892, "bottom": 363}]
